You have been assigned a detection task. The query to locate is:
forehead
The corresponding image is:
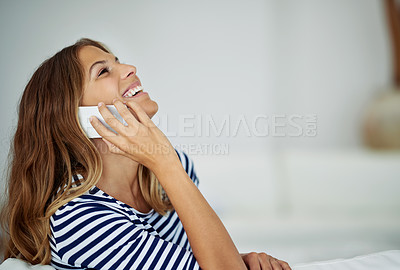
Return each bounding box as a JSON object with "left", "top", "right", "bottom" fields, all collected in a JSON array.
[{"left": 78, "top": 45, "right": 112, "bottom": 70}]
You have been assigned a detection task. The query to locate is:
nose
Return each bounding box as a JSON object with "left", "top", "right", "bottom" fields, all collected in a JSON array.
[{"left": 120, "top": 64, "right": 136, "bottom": 80}]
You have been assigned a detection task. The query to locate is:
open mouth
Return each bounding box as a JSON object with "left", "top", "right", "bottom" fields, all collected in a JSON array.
[{"left": 122, "top": 85, "right": 144, "bottom": 98}]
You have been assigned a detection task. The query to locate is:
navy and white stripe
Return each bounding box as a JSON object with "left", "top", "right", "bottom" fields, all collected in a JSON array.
[{"left": 50, "top": 149, "right": 200, "bottom": 270}]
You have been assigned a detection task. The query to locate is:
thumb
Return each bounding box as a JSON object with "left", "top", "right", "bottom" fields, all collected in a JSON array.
[{"left": 102, "top": 138, "right": 127, "bottom": 156}]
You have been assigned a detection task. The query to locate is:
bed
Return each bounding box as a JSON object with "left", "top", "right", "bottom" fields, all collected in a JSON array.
[{"left": 1, "top": 250, "right": 399, "bottom": 270}]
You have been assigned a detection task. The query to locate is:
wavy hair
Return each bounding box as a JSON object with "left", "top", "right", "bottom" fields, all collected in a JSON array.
[{"left": 0, "top": 38, "right": 171, "bottom": 265}]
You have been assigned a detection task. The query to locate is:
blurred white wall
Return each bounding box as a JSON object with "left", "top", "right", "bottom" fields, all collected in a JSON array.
[
  {"left": 1, "top": 0, "right": 399, "bottom": 265},
  {"left": 272, "top": 0, "right": 391, "bottom": 149}
]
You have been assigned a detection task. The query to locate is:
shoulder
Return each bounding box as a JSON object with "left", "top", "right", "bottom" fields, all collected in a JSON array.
[
  {"left": 50, "top": 189, "right": 131, "bottom": 231},
  {"left": 174, "top": 148, "right": 199, "bottom": 186}
]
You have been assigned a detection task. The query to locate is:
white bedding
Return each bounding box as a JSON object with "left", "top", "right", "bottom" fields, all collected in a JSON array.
[
  {"left": 1, "top": 250, "right": 399, "bottom": 270},
  {"left": 293, "top": 250, "right": 400, "bottom": 270},
  {"left": 0, "top": 258, "right": 54, "bottom": 269}
]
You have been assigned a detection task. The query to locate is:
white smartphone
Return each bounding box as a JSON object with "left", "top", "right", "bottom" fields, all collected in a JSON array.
[{"left": 78, "top": 105, "right": 128, "bottom": 138}]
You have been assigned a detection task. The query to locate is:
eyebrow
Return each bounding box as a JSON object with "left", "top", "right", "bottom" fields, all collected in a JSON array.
[{"left": 89, "top": 56, "right": 119, "bottom": 78}]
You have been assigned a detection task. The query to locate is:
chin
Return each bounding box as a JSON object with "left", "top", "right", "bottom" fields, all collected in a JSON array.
[{"left": 145, "top": 100, "right": 158, "bottom": 119}]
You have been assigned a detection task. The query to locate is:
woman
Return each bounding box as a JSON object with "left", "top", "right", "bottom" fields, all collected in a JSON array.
[{"left": 1, "top": 38, "right": 291, "bottom": 270}]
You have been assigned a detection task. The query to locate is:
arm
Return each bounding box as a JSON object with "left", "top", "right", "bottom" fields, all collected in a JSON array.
[
  {"left": 91, "top": 99, "right": 246, "bottom": 270},
  {"left": 155, "top": 159, "right": 244, "bottom": 269}
]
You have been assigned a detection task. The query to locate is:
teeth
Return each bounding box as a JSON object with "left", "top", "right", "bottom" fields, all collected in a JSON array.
[{"left": 123, "top": 85, "right": 143, "bottom": 97}]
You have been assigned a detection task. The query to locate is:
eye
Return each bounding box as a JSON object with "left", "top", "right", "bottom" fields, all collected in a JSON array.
[{"left": 97, "top": 67, "right": 109, "bottom": 77}]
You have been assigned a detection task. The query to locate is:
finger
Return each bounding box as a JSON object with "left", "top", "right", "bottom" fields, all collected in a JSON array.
[
  {"left": 102, "top": 138, "right": 143, "bottom": 163},
  {"left": 102, "top": 138, "right": 125, "bottom": 155},
  {"left": 113, "top": 99, "right": 140, "bottom": 127},
  {"left": 247, "top": 259, "right": 262, "bottom": 270},
  {"left": 125, "top": 100, "right": 153, "bottom": 126},
  {"left": 243, "top": 253, "right": 261, "bottom": 270},
  {"left": 97, "top": 102, "right": 127, "bottom": 134},
  {"left": 89, "top": 115, "right": 118, "bottom": 139},
  {"left": 278, "top": 260, "right": 292, "bottom": 270},
  {"left": 270, "top": 258, "right": 282, "bottom": 270},
  {"left": 258, "top": 253, "right": 272, "bottom": 270}
]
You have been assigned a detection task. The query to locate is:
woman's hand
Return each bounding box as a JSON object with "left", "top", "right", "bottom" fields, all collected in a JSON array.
[
  {"left": 241, "top": 252, "right": 291, "bottom": 270},
  {"left": 89, "top": 99, "right": 179, "bottom": 172},
  {"left": 90, "top": 99, "right": 248, "bottom": 269}
]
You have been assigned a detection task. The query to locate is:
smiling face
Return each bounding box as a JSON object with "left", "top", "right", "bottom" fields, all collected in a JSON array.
[{"left": 79, "top": 45, "right": 158, "bottom": 118}]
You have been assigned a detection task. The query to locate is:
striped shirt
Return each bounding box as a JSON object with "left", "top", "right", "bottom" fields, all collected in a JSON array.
[{"left": 50, "top": 149, "right": 200, "bottom": 270}]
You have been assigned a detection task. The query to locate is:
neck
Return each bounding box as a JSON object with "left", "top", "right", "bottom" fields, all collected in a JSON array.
[{"left": 91, "top": 138, "right": 151, "bottom": 212}]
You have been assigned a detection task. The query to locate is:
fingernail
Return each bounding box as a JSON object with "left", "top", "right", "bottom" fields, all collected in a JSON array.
[
  {"left": 98, "top": 102, "right": 104, "bottom": 107},
  {"left": 113, "top": 98, "right": 118, "bottom": 103}
]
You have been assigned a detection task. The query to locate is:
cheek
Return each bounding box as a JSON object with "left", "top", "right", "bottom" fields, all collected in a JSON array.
[{"left": 81, "top": 80, "right": 119, "bottom": 106}]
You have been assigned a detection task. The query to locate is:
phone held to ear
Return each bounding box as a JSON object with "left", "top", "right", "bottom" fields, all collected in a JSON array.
[{"left": 78, "top": 105, "right": 128, "bottom": 138}]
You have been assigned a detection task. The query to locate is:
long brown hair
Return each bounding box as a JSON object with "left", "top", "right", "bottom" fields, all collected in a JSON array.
[{"left": 0, "top": 38, "right": 171, "bottom": 265}]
